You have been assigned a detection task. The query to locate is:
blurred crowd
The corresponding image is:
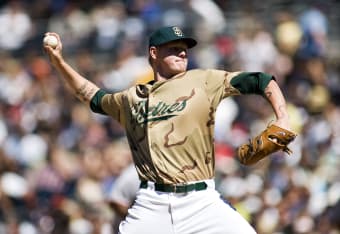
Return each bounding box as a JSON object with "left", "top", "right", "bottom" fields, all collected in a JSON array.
[{"left": 0, "top": 0, "right": 339, "bottom": 233}]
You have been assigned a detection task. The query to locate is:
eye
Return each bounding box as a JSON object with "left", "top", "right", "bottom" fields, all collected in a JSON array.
[{"left": 172, "top": 47, "right": 187, "bottom": 54}]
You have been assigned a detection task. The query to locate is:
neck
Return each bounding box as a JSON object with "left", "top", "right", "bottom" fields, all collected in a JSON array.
[
  {"left": 153, "top": 73, "right": 168, "bottom": 82},
  {"left": 153, "top": 69, "right": 173, "bottom": 82}
]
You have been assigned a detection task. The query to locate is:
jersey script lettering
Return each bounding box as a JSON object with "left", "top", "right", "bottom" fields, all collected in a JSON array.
[{"left": 132, "top": 99, "right": 187, "bottom": 124}]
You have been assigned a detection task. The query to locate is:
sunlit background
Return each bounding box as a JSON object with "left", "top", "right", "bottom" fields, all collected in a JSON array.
[{"left": 0, "top": 0, "right": 339, "bottom": 233}]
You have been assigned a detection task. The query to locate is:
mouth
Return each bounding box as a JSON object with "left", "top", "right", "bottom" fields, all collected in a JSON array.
[{"left": 175, "top": 59, "right": 186, "bottom": 63}]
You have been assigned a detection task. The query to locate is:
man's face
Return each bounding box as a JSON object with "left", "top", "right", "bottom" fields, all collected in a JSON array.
[{"left": 152, "top": 41, "right": 189, "bottom": 78}]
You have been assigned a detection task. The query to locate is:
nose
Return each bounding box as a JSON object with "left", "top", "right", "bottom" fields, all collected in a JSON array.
[{"left": 178, "top": 50, "right": 187, "bottom": 58}]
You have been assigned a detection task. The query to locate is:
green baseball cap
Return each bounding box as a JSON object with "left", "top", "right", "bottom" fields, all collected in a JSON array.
[{"left": 148, "top": 26, "right": 197, "bottom": 48}]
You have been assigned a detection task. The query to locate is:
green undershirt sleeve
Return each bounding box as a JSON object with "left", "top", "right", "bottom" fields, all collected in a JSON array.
[
  {"left": 90, "top": 89, "right": 107, "bottom": 114},
  {"left": 230, "top": 72, "right": 275, "bottom": 95}
]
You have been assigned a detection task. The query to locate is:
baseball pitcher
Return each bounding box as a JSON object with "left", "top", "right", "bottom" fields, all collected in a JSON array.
[{"left": 44, "top": 26, "right": 296, "bottom": 234}]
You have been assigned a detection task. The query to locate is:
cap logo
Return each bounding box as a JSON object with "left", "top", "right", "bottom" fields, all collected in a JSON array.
[{"left": 172, "top": 27, "right": 183, "bottom": 37}]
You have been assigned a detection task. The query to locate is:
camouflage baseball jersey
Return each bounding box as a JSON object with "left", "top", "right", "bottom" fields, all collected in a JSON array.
[{"left": 96, "top": 69, "right": 244, "bottom": 184}]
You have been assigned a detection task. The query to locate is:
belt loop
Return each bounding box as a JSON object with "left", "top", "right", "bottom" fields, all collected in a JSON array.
[{"left": 140, "top": 181, "right": 147, "bottom": 189}]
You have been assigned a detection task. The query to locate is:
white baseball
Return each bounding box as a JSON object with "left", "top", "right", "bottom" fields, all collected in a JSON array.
[{"left": 43, "top": 35, "right": 58, "bottom": 48}]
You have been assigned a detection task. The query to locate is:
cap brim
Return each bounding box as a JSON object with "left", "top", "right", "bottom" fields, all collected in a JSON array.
[
  {"left": 150, "top": 37, "right": 197, "bottom": 48},
  {"left": 182, "top": 38, "right": 197, "bottom": 48}
]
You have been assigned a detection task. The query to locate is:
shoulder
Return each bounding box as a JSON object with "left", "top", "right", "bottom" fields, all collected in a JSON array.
[
  {"left": 186, "top": 69, "right": 240, "bottom": 78},
  {"left": 180, "top": 69, "right": 224, "bottom": 80},
  {"left": 186, "top": 68, "right": 221, "bottom": 75}
]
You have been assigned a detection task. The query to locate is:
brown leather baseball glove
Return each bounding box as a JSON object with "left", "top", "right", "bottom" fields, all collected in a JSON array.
[{"left": 237, "top": 124, "right": 297, "bottom": 165}]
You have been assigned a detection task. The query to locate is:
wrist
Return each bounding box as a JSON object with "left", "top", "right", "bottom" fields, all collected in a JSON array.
[
  {"left": 274, "top": 116, "right": 291, "bottom": 130},
  {"left": 53, "top": 56, "right": 66, "bottom": 70}
]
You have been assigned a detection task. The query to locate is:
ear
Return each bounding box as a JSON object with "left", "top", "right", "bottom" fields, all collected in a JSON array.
[{"left": 149, "top": 46, "right": 157, "bottom": 60}]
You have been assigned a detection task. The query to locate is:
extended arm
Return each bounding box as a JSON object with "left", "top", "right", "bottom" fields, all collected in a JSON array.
[{"left": 43, "top": 32, "right": 99, "bottom": 106}]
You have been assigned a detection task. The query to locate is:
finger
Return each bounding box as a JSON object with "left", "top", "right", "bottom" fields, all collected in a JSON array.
[
  {"left": 46, "top": 32, "right": 61, "bottom": 42},
  {"left": 43, "top": 45, "right": 55, "bottom": 58},
  {"left": 43, "top": 45, "right": 53, "bottom": 52}
]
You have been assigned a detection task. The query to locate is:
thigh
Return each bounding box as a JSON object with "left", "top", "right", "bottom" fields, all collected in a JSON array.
[
  {"left": 206, "top": 196, "right": 257, "bottom": 234},
  {"left": 118, "top": 190, "right": 173, "bottom": 234},
  {"left": 175, "top": 190, "right": 257, "bottom": 234}
]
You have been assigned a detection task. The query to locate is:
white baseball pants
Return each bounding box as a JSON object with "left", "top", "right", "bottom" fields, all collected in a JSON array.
[{"left": 118, "top": 179, "right": 257, "bottom": 234}]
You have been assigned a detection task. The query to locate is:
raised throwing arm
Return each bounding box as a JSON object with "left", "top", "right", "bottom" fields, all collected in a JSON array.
[{"left": 43, "top": 32, "right": 100, "bottom": 106}]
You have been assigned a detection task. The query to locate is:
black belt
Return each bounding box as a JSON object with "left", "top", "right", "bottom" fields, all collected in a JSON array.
[{"left": 140, "top": 181, "right": 207, "bottom": 193}]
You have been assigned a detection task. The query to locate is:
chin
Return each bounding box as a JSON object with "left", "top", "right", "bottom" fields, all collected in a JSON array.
[
  {"left": 164, "top": 63, "right": 187, "bottom": 77},
  {"left": 171, "top": 68, "right": 186, "bottom": 76},
  {"left": 174, "top": 64, "right": 187, "bottom": 73}
]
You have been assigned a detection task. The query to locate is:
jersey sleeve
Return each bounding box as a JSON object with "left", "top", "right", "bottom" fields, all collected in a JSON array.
[
  {"left": 90, "top": 89, "right": 126, "bottom": 126},
  {"left": 203, "top": 69, "right": 242, "bottom": 108},
  {"left": 230, "top": 72, "right": 275, "bottom": 95}
]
